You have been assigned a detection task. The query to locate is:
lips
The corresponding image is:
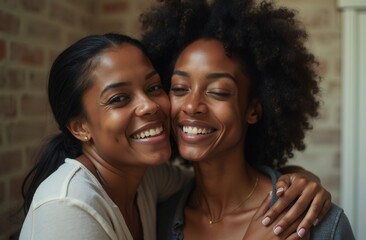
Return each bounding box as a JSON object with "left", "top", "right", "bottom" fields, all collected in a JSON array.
[{"left": 132, "top": 126, "right": 163, "bottom": 139}]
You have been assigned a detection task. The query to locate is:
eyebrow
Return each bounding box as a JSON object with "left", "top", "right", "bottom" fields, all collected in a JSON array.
[
  {"left": 172, "top": 70, "right": 190, "bottom": 78},
  {"left": 145, "top": 70, "right": 158, "bottom": 80},
  {"left": 173, "top": 70, "right": 236, "bottom": 82},
  {"left": 100, "top": 82, "right": 130, "bottom": 98},
  {"left": 206, "top": 72, "right": 236, "bottom": 82},
  {"left": 100, "top": 70, "right": 158, "bottom": 98}
]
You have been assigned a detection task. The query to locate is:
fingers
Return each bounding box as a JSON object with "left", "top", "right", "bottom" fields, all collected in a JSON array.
[
  {"left": 316, "top": 197, "right": 331, "bottom": 223},
  {"left": 276, "top": 214, "right": 302, "bottom": 240},
  {"left": 262, "top": 181, "right": 307, "bottom": 228},
  {"left": 266, "top": 180, "right": 332, "bottom": 238},
  {"left": 295, "top": 189, "right": 331, "bottom": 237},
  {"left": 274, "top": 192, "right": 315, "bottom": 236},
  {"left": 286, "top": 232, "right": 302, "bottom": 240},
  {"left": 276, "top": 174, "right": 292, "bottom": 197}
]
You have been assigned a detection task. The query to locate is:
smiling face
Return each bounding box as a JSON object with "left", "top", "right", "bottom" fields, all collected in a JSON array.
[
  {"left": 79, "top": 44, "right": 171, "bottom": 168},
  {"left": 170, "top": 39, "right": 261, "bottom": 162}
]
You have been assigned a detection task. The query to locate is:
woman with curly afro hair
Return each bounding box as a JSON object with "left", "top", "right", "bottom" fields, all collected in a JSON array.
[{"left": 141, "top": 0, "right": 355, "bottom": 239}]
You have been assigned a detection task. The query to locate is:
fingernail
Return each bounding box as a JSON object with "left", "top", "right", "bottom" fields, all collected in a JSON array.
[
  {"left": 262, "top": 216, "right": 271, "bottom": 226},
  {"left": 313, "top": 218, "right": 319, "bottom": 226},
  {"left": 298, "top": 228, "right": 306, "bottom": 238},
  {"left": 273, "top": 226, "right": 283, "bottom": 235},
  {"left": 276, "top": 187, "right": 284, "bottom": 194}
]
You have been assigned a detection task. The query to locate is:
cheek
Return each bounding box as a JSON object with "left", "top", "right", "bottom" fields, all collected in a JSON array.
[
  {"left": 169, "top": 96, "right": 180, "bottom": 119},
  {"left": 212, "top": 101, "right": 243, "bottom": 130},
  {"left": 98, "top": 111, "right": 130, "bottom": 138},
  {"left": 157, "top": 95, "right": 171, "bottom": 116}
]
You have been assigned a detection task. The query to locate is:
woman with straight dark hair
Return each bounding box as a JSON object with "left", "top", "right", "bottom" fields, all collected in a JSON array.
[{"left": 20, "top": 33, "right": 192, "bottom": 240}]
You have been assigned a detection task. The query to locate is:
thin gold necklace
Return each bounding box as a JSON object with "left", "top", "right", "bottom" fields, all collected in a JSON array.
[{"left": 200, "top": 176, "right": 259, "bottom": 224}]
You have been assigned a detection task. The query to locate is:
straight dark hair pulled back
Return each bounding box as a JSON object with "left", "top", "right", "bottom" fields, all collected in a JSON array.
[{"left": 22, "top": 33, "right": 146, "bottom": 213}]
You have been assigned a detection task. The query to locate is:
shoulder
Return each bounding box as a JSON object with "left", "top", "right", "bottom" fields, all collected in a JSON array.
[
  {"left": 32, "top": 158, "right": 112, "bottom": 212},
  {"left": 311, "top": 203, "right": 355, "bottom": 240},
  {"left": 157, "top": 179, "right": 195, "bottom": 240}
]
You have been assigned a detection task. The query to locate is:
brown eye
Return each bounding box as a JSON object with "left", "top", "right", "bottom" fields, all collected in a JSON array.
[
  {"left": 147, "top": 83, "right": 163, "bottom": 96},
  {"left": 108, "top": 94, "right": 130, "bottom": 105}
]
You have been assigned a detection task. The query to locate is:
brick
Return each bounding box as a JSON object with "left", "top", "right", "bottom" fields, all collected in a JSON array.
[
  {"left": 0, "top": 39, "right": 5, "bottom": 60},
  {"left": 0, "top": 208, "right": 24, "bottom": 240},
  {"left": 21, "top": 94, "right": 49, "bottom": 116},
  {"left": 67, "top": 32, "right": 87, "bottom": 46},
  {"left": 25, "top": 145, "right": 42, "bottom": 168},
  {"left": 25, "top": 19, "right": 61, "bottom": 44},
  {"left": 10, "top": 42, "right": 44, "bottom": 66},
  {"left": 78, "top": 16, "right": 95, "bottom": 34},
  {"left": 303, "top": 8, "right": 331, "bottom": 29},
  {"left": 101, "top": 2, "right": 129, "bottom": 13},
  {"left": 66, "top": 0, "right": 95, "bottom": 14},
  {"left": 28, "top": 70, "right": 47, "bottom": 91},
  {"left": 0, "top": 150, "right": 22, "bottom": 175},
  {"left": 6, "top": 121, "right": 48, "bottom": 144},
  {"left": 0, "top": 95, "right": 17, "bottom": 118},
  {"left": 0, "top": 68, "right": 26, "bottom": 90},
  {"left": 309, "top": 129, "right": 339, "bottom": 145},
  {"left": 0, "top": 0, "right": 18, "bottom": 8},
  {"left": 96, "top": 20, "right": 125, "bottom": 34},
  {"left": 21, "top": 0, "right": 46, "bottom": 13},
  {"left": 0, "top": 126, "right": 3, "bottom": 146},
  {"left": 9, "top": 175, "right": 23, "bottom": 200},
  {"left": 0, "top": 181, "right": 5, "bottom": 204},
  {"left": 0, "top": 209, "right": 23, "bottom": 240},
  {"left": 0, "top": 10, "right": 20, "bottom": 34},
  {"left": 48, "top": 49, "right": 61, "bottom": 65},
  {"left": 310, "top": 33, "right": 340, "bottom": 46},
  {"left": 49, "top": 2, "right": 76, "bottom": 26},
  {"left": 314, "top": 59, "right": 328, "bottom": 77},
  {"left": 10, "top": 176, "right": 24, "bottom": 201}
]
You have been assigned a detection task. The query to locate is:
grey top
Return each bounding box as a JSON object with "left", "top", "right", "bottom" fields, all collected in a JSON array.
[{"left": 157, "top": 166, "right": 355, "bottom": 240}]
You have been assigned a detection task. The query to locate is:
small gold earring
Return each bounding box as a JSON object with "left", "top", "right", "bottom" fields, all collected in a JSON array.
[{"left": 84, "top": 136, "right": 89, "bottom": 141}]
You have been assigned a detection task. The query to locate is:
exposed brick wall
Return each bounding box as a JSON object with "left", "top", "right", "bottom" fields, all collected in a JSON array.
[
  {"left": 0, "top": 0, "right": 342, "bottom": 239},
  {"left": 0, "top": 1, "right": 96, "bottom": 239},
  {"left": 278, "top": 0, "right": 342, "bottom": 204}
]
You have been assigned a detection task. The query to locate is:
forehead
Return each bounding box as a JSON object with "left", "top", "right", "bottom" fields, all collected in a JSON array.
[
  {"left": 89, "top": 44, "right": 154, "bottom": 82},
  {"left": 175, "top": 39, "right": 242, "bottom": 71},
  {"left": 95, "top": 44, "right": 151, "bottom": 70}
]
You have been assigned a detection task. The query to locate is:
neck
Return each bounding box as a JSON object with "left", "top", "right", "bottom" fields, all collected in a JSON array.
[
  {"left": 190, "top": 150, "right": 259, "bottom": 222},
  {"left": 79, "top": 147, "right": 146, "bottom": 210}
]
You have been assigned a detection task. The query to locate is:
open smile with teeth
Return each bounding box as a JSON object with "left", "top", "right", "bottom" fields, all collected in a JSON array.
[
  {"left": 182, "top": 126, "right": 215, "bottom": 135},
  {"left": 132, "top": 126, "right": 163, "bottom": 139}
]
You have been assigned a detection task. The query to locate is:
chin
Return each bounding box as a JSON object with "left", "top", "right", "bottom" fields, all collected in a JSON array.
[
  {"left": 146, "top": 150, "right": 171, "bottom": 166},
  {"left": 179, "top": 148, "right": 208, "bottom": 162}
]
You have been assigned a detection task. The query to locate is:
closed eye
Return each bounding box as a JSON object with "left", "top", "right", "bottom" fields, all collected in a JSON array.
[
  {"left": 206, "top": 90, "right": 231, "bottom": 100},
  {"left": 170, "top": 86, "right": 189, "bottom": 96}
]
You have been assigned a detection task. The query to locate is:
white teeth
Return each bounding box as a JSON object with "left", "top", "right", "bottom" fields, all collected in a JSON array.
[
  {"left": 182, "top": 126, "right": 214, "bottom": 135},
  {"left": 133, "top": 126, "right": 163, "bottom": 139}
]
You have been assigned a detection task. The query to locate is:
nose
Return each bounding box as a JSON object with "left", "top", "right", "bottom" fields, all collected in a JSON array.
[
  {"left": 135, "top": 95, "right": 160, "bottom": 117},
  {"left": 182, "top": 91, "right": 208, "bottom": 116}
]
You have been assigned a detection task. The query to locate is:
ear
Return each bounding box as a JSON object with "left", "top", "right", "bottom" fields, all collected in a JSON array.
[
  {"left": 246, "top": 99, "right": 262, "bottom": 124},
  {"left": 67, "top": 117, "right": 91, "bottom": 142}
]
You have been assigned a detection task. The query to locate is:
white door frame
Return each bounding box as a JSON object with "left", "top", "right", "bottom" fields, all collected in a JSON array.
[{"left": 338, "top": 0, "right": 366, "bottom": 239}]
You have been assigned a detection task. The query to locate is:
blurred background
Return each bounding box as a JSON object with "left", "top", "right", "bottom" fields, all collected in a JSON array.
[{"left": 0, "top": 0, "right": 364, "bottom": 239}]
